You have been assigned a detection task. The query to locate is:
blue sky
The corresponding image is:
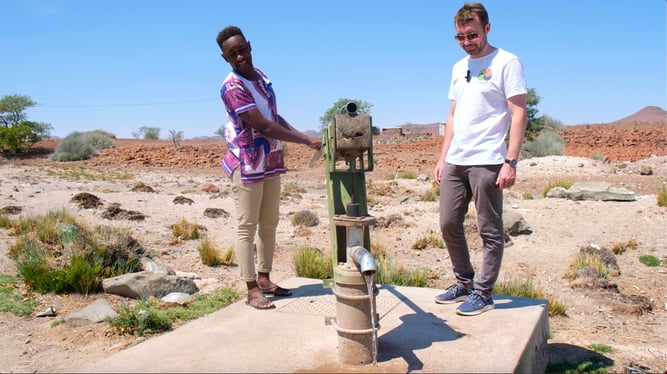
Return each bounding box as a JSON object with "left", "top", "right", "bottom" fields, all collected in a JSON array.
[{"left": 2, "top": 0, "right": 665, "bottom": 139}]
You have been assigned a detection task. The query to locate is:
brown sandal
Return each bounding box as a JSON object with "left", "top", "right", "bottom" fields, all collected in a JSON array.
[
  {"left": 259, "top": 285, "right": 292, "bottom": 297},
  {"left": 245, "top": 295, "right": 275, "bottom": 310}
]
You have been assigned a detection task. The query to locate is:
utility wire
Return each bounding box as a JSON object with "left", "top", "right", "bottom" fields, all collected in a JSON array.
[{"left": 37, "top": 98, "right": 218, "bottom": 108}]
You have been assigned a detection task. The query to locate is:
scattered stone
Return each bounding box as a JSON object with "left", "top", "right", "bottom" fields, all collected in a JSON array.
[
  {"left": 580, "top": 244, "right": 621, "bottom": 276},
  {"left": 374, "top": 214, "right": 408, "bottom": 228},
  {"left": 203, "top": 208, "right": 230, "bottom": 218},
  {"left": 0, "top": 205, "right": 22, "bottom": 214},
  {"left": 64, "top": 299, "right": 118, "bottom": 327},
  {"left": 639, "top": 165, "right": 653, "bottom": 175},
  {"left": 173, "top": 195, "right": 195, "bottom": 205},
  {"left": 140, "top": 257, "right": 175, "bottom": 275},
  {"left": 102, "top": 271, "right": 199, "bottom": 299},
  {"left": 161, "top": 292, "right": 192, "bottom": 305},
  {"left": 565, "top": 182, "right": 637, "bottom": 201},
  {"left": 70, "top": 192, "right": 104, "bottom": 209},
  {"left": 503, "top": 209, "right": 531, "bottom": 237},
  {"left": 607, "top": 293, "right": 653, "bottom": 315},
  {"left": 101, "top": 203, "right": 146, "bottom": 220},
  {"left": 198, "top": 183, "right": 220, "bottom": 193},
  {"left": 546, "top": 187, "right": 567, "bottom": 199},
  {"left": 130, "top": 182, "right": 156, "bottom": 192}
]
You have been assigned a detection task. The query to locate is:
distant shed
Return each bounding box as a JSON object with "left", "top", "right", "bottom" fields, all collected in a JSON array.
[{"left": 381, "top": 127, "right": 404, "bottom": 136}]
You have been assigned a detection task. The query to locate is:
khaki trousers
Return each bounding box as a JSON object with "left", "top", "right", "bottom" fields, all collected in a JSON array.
[{"left": 231, "top": 171, "right": 281, "bottom": 282}]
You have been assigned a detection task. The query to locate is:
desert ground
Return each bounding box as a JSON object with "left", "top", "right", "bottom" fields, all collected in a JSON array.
[{"left": 0, "top": 121, "right": 665, "bottom": 373}]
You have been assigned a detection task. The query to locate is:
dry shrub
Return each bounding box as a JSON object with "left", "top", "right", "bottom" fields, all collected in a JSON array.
[{"left": 290, "top": 210, "right": 319, "bottom": 227}]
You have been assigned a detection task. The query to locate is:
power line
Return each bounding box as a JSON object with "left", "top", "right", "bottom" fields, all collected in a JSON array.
[{"left": 37, "top": 98, "right": 218, "bottom": 108}]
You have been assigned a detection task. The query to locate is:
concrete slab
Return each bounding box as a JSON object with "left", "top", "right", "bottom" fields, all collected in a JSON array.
[{"left": 81, "top": 277, "right": 548, "bottom": 373}]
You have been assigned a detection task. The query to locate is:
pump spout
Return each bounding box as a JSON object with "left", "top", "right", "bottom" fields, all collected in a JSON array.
[{"left": 350, "top": 246, "right": 377, "bottom": 275}]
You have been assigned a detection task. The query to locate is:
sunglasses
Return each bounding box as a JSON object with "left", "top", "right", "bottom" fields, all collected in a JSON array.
[
  {"left": 223, "top": 42, "right": 251, "bottom": 59},
  {"left": 454, "top": 32, "right": 479, "bottom": 42}
]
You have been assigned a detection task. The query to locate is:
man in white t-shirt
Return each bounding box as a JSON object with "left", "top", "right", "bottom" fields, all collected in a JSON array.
[{"left": 433, "top": 2, "right": 528, "bottom": 316}]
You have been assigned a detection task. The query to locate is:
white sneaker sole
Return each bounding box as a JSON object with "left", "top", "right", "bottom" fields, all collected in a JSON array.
[{"left": 455, "top": 303, "right": 495, "bottom": 316}]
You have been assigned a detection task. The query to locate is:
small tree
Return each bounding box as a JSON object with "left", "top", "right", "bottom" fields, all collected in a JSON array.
[
  {"left": 0, "top": 94, "right": 52, "bottom": 153},
  {"left": 319, "top": 98, "right": 373, "bottom": 129},
  {"left": 0, "top": 94, "right": 35, "bottom": 127},
  {"left": 525, "top": 88, "right": 544, "bottom": 140},
  {"left": 169, "top": 129, "right": 184, "bottom": 149},
  {"left": 133, "top": 126, "right": 160, "bottom": 140}
]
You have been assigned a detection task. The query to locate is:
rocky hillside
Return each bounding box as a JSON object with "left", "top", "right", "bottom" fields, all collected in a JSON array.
[{"left": 20, "top": 106, "right": 666, "bottom": 170}]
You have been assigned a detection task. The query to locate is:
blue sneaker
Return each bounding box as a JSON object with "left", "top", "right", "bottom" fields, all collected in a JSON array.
[
  {"left": 434, "top": 284, "right": 470, "bottom": 304},
  {"left": 456, "top": 290, "right": 495, "bottom": 316}
]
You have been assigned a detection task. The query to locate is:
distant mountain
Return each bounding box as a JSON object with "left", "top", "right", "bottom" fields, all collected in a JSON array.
[
  {"left": 303, "top": 130, "right": 322, "bottom": 138},
  {"left": 612, "top": 106, "right": 666, "bottom": 125}
]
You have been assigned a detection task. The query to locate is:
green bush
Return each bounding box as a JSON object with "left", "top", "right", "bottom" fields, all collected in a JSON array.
[
  {"left": 375, "top": 254, "right": 428, "bottom": 287},
  {"left": 0, "top": 122, "right": 50, "bottom": 153},
  {"left": 658, "top": 184, "right": 667, "bottom": 207},
  {"left": 494, "top": 277, "right": 567, "bottom": 316},
  {"left": 106, "top": 288, "right": 238, "bottom": 337},
  {"left": 133, "top": 126, "right": 160, "bottom": 140},
  {"left": 294, "top": 247, "right": 333, "bottom": 279},
  {"left": 521, "top": 131, "right": 564, "bottom": 158},
  {"left": 108, "top": 301, "right": 172, "bottom": 336},
  {"left": 282, "top": 181, "right": 306, "bottom": 196},
  {"left": 198, "top": 237, "right": 235, "bottom": 266},
  {"left": 50, "top": 130, "right": 114, "bottom": 161},
  {"left": 420, "top": 190, "right": 438, "bottom": 202},
  {"left": 82, "top": 131, "right": 115, "bottom": 149},
  {"left": 170, "top": 219, "right": 204, "bottom": 240},
  {"left": 588, "top": 343, "right": 613, "bottom": 354},
  {"left": 639, "top": 254, "right": 661, "bottom": 267},
  {"left": 546, "top": 358, "right": 611, "bottom": 374},
  {"left": 0, "top": 274, "right": 40, "bottom": 316},
  {"left": 610, "top": 239, "right": 637, "bottom": 255},
  {"left": 565, "top": 252, "right": 608, "bottom": 281},
  {"left": 591, "top": 152, "right": 606, "bottom": 161},
  {"left": 293, "top": 245, "right": 429, "bottom": 287},
  {"left": 10, "top": 209, "right": 144, "bottom": 294},
  {"left": 396, "top": 171, "right": 417, "bottom": 179},
  {"left": 411, "top": 233, "right": 444, "bottom": 250}
]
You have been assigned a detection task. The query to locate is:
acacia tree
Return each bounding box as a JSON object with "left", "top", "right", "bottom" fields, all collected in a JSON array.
[
  {"left": 133, "top": 126, "right": 160, "bottom": 140},
  {"left": 0, "top": 94, "right": 52, "bottom": 153}
]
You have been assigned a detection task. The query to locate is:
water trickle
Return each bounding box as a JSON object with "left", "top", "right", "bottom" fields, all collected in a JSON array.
[{"left": 363, "top": 272, "right": 378, "bottom": 366}]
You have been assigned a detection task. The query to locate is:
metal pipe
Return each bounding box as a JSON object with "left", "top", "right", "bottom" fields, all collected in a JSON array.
[
  {"left": 339, "top": 102, "right": 358, "bottom": 114},
  {"left": 350, "top": 246, "right": 377, "bottom": 275}
]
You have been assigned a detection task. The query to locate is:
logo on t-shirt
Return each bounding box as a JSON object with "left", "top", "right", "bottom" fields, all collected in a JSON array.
[{"left": 476, "top": 69, "right": 492, "bottom": 81}]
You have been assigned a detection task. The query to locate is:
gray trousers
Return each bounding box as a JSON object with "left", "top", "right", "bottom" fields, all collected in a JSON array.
[{"left": 439, "top": 163, "right": 504, "bottom": 299}]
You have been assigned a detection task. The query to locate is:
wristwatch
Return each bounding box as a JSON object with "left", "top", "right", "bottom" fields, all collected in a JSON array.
[{"left": 505, "top": 158, "right": 518, "bottom": 168}]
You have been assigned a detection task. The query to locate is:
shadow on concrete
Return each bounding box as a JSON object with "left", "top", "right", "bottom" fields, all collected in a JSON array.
[
  {"left": 286, "top": 282, "right": 334, "bottom": 297},
  {"left": 377, "top": 285, "right": 460, "bottom": 372}
]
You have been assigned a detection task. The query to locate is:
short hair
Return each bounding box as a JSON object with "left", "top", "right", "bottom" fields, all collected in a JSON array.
[
  {"left": 216, "top": 26, "right": 245, "bottom": 51},
  {"left": 454, "top": 2, "right": 489, "bottom": 27}
]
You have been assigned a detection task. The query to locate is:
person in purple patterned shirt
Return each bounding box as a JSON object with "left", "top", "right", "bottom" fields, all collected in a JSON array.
[{"left": 216, "top": 25, "right": 321, "bottom": 310}]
